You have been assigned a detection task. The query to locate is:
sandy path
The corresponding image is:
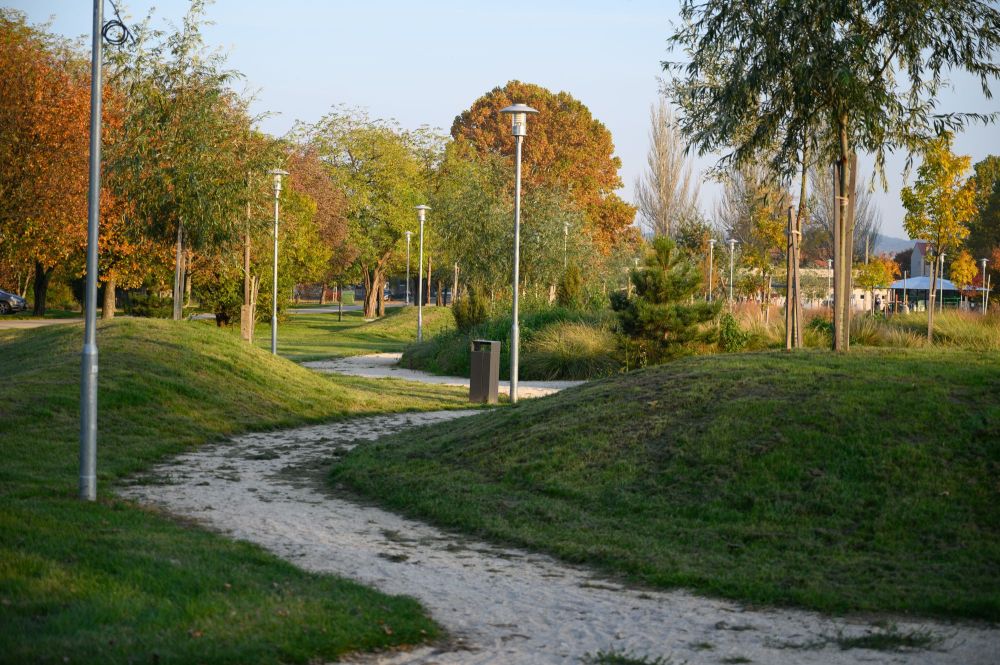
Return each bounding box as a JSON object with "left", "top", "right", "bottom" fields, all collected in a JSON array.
[
  {"left": 303, "top": 353, "right": 583, "bottom": 398},
  {"left": 119, "top": 411, "right": 999, "bottom": 665}
]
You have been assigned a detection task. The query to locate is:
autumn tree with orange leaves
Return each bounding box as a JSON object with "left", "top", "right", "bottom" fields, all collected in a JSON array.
[
  {"left": 451, "top": 81, "right": 636, "bottom": 254},
  {"left": 0, "top": 11, "right": 92, "bottom": 315}
]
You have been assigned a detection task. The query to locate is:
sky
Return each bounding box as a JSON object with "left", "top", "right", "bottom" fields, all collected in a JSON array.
[{"left": 9, "top": 0, "right": 1000, "bottom": 240}]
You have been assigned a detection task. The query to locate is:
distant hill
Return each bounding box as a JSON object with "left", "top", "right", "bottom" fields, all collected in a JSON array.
[{"left": 874, "top": 234, "right": 914, "bottom": 255}]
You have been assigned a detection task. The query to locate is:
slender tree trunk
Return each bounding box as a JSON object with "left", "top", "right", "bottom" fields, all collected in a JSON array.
[
  {"left": 927, "top": 257, "right": 937, "bottom": 343},
  {"left": 785, "top": 207, "right": 794, "bottom": 350},
  {"left": 184, "top": 248, "right": 193, "bottom": 306},
  {"left": 376, "top": 274, "right": 386, "bottom": 317},
  {"left": 426, "top": 255, "right": 433, "bottom": 307},
  {"left": 452, "top": 263, "right": 459, "bottom": 306},
  {"left": 363, "top": 268, "right": 378, "bottom": 318},
  {"left": 436, "top": 279, "right": 443, "bottom": 306},
  {"left": 172, "top": 222, "right": 184, "bottom": 320},
  {"left": 337, "top": 284, "right": 343, "bottom": 321},
  {"left": 32, "top": 261, "right": 53, "bottom": 316},
  {"left": 102, "top": 275, "right": 116, "bottom": 320}
]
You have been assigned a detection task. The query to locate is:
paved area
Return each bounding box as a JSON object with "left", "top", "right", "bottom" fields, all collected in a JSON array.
[
  {"left": 303, "top": 353, "right": 583, "bottom": 398},
  {"left": 120, "top": 411, "right": 1000, "bottom": 665}
]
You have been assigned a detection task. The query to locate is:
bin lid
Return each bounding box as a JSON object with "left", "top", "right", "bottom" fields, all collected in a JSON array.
[{"left": 471, "top": 339, "right": 499, "bottom": 350}]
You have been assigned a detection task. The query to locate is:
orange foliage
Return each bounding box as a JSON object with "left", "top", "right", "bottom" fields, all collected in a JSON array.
[{"left": 451, "top": 81, "right": 636, "bottom": 254}]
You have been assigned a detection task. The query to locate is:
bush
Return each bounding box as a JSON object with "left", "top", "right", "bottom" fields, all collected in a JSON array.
[
  {"left": 556, "top": 264, "right": 583, "bottom": 309},
  {"left": 718, "top": 313, "right": 749, "bottom": 352},
  {"left": 452, "top": 286, "right": 488, "bottom": 332},
  {"left": 126, "top": 293, "right": 173, "bottom": 318},
  {"left": 521, "top": 322, "right": 621, "bottom": 380}
]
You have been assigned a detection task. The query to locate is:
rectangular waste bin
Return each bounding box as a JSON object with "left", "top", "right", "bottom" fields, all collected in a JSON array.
[{"left": 469, "top": 339, "right": 500, "bottom": 404}]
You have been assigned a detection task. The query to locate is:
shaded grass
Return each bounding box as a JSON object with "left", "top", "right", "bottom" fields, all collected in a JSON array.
[
  {"left": 333, "top": 348, "right": 1000, "bottom": 621},
  {"left": 0, "top": 318, "right": 471, "bottom": 663}
]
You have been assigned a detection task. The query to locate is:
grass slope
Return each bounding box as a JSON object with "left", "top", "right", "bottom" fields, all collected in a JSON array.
[
  {"left": 334, "top": 348, "right": 1000, "bottom": 621},
  {"left": 250, "top": 305, "right": 454, "bottom": 361},
  {"left": 0, "top": 318, "right": 470, "bottom": 663}
]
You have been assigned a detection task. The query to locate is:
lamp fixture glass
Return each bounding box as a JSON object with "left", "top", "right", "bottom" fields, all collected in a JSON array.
[{"left": 500, "top": 103, "right": 539, "bottom": 137}]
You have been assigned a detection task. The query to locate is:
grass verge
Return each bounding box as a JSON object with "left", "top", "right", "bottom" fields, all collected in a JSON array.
[
  {"left": 0, "top": 318, "right": 471, "bottom": 663},
  {"left": 333, "top": 348, "right": 1000, "bottom": 621}
]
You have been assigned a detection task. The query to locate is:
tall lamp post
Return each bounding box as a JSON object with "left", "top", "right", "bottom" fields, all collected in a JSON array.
[
  {"left": 79, "top": 0, "right": 106, "bottom": 501},
  {"left": 982, "top": 258, "right": 990, "bottom": 312},
  {"left": 415, "top": 205, "right": 430, "bottom": 342},
  {"left": 500, "top": 103, "right": 538, "bottom": 404},
  {"left": 939, "top": 252, "right": 946, "bottom": 313},
  {"left": 563, "top": 221, "right": 570, "bottom": 269},
  {"left": 269, "top": 169, "right": 288, "bottom": 355},
  {"left": 405, "top": 231, "right": 412, "bottom": 305},
  {"left": 827, "top": 258, "right": 833, "bottom": 304},
  {"left": 707, "top": 238, "right": 716, "bottom": 301},
  {"left": 728, "top": 238, "right": 739, "bottom": 308}
]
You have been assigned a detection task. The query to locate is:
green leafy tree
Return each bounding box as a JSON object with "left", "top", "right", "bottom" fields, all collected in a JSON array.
[
  {"left": 902, "top": 134, "right": 976, "bottom": 341},
  {"left": 966, "top": 156, "right": 1000, "bottom": 261},
  {"left": 854, "top": 255, "right": 899, "bottom": 313},
  {"left": 613, "top": 237, "right": 720, "bottom": 355},
  {"left": 665, "top": 0, "right": 1000, "bottom": 351},
  {"left": 556, "top": 264, "right": 583, "bottom": 310}
]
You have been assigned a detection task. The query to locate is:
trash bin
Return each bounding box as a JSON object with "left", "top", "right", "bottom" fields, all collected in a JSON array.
[{"left": 469, "top": 339, "right": 500, "bottom": 404}]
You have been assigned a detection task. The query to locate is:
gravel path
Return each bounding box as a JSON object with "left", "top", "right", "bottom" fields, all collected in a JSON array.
[
  {"left": 119, "top": 411, "right": 999, "bottom": 665},
  {"left": 303, "top": 353, "right": 583, "bottom": 398}
]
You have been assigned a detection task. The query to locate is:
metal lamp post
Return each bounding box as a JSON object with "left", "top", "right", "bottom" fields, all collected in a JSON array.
[
  {"left": 728, "top": 238, "right": 739, "bottom": 308},
  {"left": 269, "top": 169, "right": 288, "bottom": 355},
  {"left": 708, "top": 238, "right": 716, "bottom": 301},
  {"left": 405, "top": 231, "right": 412, "bottom": 305},
  {"left": 827, "top": 258, "right": 833, "bottom": 304},
  {"left": 563, "top": 221, "right": 569, "bottom": 269},
  {"left": 79, "top": 0, "right": 106, "bottom": 501},
  {"left": 415, "top": 205, "right": 430, "bottom": 342},
  {"left": 500, "top": 103, "right": 538, "bottom": 404},
  {"left": 939, "top": 252, "right": 946, "bottom": 313},
  {"left": 982, "top": 258, "right": 989, "bottom": 312}
]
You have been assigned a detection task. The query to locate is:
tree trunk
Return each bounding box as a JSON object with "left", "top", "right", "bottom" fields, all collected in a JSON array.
[
  {"left": 32, "top": 261, "right": 53, "bottom": 316},
  {"left": 172, "top": 223, "right": 184, "bottom": 320},
  {"left": 184, "top": 247, "right": 193, "bottom": 307},
  {"left": 452, "top": 263, "right": 459, "bottom": 306},
  {"left": 320, "top": 284, "right": 327, "bottom": 305},
  {"left": 927, "top": 257, "right": 937, "bottom": 342},
  {"left": 436, "top": 279, "right": 443, "bottom": 306},
  {"left": 102, "top": 275, "right": 116, "bottom": 320},
  {"left": 785, "top": 206, "right": 794, "bottom": 350},
  {"left": 337, "top": 284, "right": 343, "bottom": 322},
  {"left": 377, "top": 274, "right": 386, "bottom": 317},
  {"left": 362, "top": 268, "right": 379, "bottom": 318},
  {"left": 426, "top": 255, "right": 433, "bottom": 307}
]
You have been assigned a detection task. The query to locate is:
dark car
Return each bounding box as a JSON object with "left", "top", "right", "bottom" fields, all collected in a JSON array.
[{"left": 0, "top": 289, "right": 27, "bottom": 314}]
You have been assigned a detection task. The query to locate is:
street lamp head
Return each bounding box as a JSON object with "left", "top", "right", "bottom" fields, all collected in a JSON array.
[
  {"left": 415, "top": 204, "right": 431, "bottom": 222},
  {"left": 405, "top": 230, "right": 412, "bottom": 240},
  {"left": 269, "top": 168, "right": 289, "bottom": 193},
  {"left": 709, "top": 238, "right": 716, "bottom": 246},
  {"left": 500, "top": 103, "right": 539, "bottom": 137}
]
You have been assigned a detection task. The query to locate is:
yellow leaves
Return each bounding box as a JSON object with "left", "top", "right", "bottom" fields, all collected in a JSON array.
[
  {"left": 902, "top": 133, "right": 975, "bottom": 256},
  {"left": 950, "top": 250, "right": 978, "bottom": 291}
]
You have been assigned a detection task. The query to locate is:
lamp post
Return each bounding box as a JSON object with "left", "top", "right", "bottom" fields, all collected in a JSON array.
[
  {"left": 708, "top": 238, "right": 716, "bottom": 301},
  {"left": 939, "top": 252, "right": 946, "bottom": 313},
  {"left": 405, "top": 231, "right": 412, "bottom": 305},
  {"left": 269, "top": 169, "right": 288, "bottom": 355},
  {"left": 982, "top": 258, "right": 990, "bottom": 312},
  {"left": 728, "top": 238, "right": 738, "bottom": 308},
  {"left": 500, "top": 103, "right": 538, "bottom": 404},
  {"left": 415, "top": 205, "right": 430, "bottom": 342},
  {"left": 79, "top": 0, "right": 106, "bottom": 501}
]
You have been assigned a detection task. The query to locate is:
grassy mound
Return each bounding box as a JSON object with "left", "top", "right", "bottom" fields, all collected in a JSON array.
[
  {"left": 334, "top": 348, "right": 1000, "bottom": 620},
  {"left": 401, "top": 307, "right": 619, "bottom": 380},
  {"left": 0, "top": 318, "right": 469, "bottom": 663}
]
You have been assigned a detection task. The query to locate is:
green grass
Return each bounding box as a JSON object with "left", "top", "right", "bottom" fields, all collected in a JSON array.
[
  {"left": 0, "top": 318, "right": 471, "bottom": 663},
  {"left": 246, "top": 305, "right": 455, "bottom": 361},
  {"left": 333, "top": 348, "right": 1000, "bottom": 621}
]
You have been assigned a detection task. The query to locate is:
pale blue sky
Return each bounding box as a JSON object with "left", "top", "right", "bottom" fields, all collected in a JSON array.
[{"left": 9, "top": 0, "right": 1000, "bottom": 239}]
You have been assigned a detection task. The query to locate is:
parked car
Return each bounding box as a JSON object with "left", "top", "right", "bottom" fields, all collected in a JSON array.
[{"left": 0, "top": 289, "right": 27, "bottom": 314}]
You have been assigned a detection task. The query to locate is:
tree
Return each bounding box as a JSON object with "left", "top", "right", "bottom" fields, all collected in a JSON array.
[
  {"left": 303, "top": 108, "right": 431, "bottom": 318},
  {"left": 802, "top": 165, "right": 882, "bottom": 264},
  {"left": 893, "top": 248, "right": 914, "bottom": 279},
  {"left": 950, "top": 250, "right": 979, "bottom": 305},
  {"left": 966, "top": 155, "right": 1000, "bottom": 261},
  {"left": 452, "top": 80, "right": 636, "bottom": 254},
  {"left": 665, "top": 0, "right": 1000, "bottom": 351},
  {"left": 902, "top": 134, "right": 976, "bottom": 341},
  {"left": 716, "top": 166, "right": 788, "bottom": 319},
  {"left": 613, "top": 237, "right": 720, "bottom": 357},
  {"left": 634, "top": 98, "right": 700, "bottom": 238},
  {"left": 0, "top": 11, "right": 91, "bottom": 315},
  {"left": 855, "top": 254, "right": 899, "bottom": 313},
  {"left": 105, "top": 1, "right": 265, "bottom": 320}
]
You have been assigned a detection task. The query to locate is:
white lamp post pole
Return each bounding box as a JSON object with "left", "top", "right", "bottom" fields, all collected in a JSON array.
[
  {"left": 269, "top": 169, "right": 288, "bottom": 355},
  {"left": 500, "top": 104, "right": 538, "bottom": 404},
  {"left": 415, "top": 206, "right": 430, "bottom": 342},
  {"left": 939, "top": 252, "right": 946, "bottom": 313},
  {"left": 405, "top": 231, "right": 412, "bottom": 305},
  {"left": 982, "top": 258, "right": 989, "bottom": 312},
  {"left": 708, "top": 238, "right": 716, "bottom": 302},
  {"left": 563, "top": 221, "right": 569, "bottom": 269}
]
